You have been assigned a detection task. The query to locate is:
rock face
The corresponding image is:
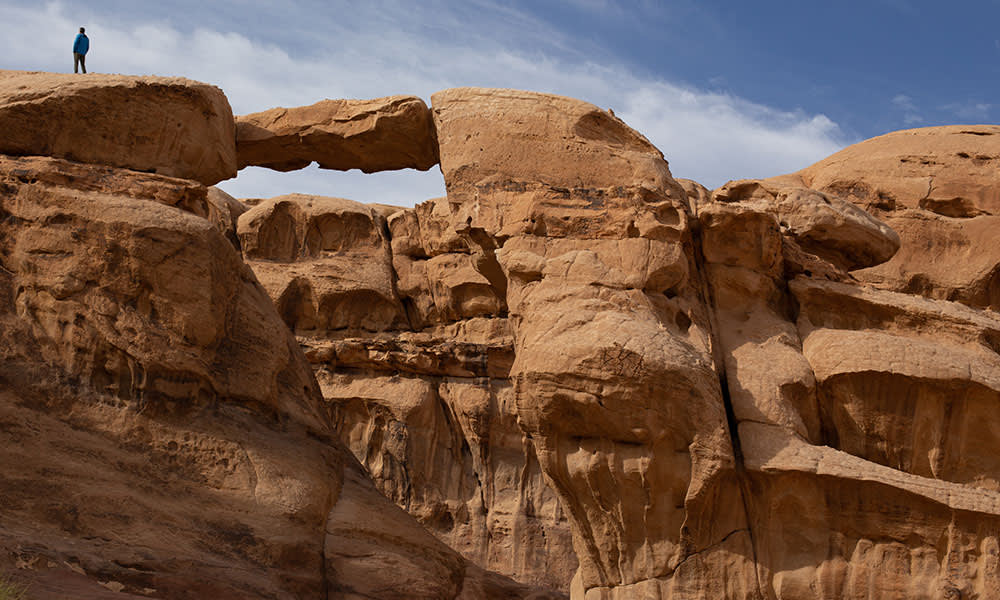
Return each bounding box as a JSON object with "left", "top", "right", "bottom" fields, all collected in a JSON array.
[
  {"left": 238, "top": 191, "right": 578, "bottom": 593},
  {"left": 6, "top": 73, "right": 1000, "bottom": 600},
  {"left": 236, "top": 96, "right": 439, "bottom": 173},
  {"left": 0, "top": 70, "right": 237, "bottom": 185},
  {"left": 0, "top": 79, "right": 557, "bottom": 600},
  {"left": 778, "top": 125, "right": 1000, "bottom": 310},
  {"left": 432, "top": 88, "right": 759, "bottom": 598},
  {"left": 235, "top": 87, "right": 1000, "bottom": 599}
]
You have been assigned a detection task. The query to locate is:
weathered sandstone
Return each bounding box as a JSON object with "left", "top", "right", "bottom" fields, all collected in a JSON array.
[
  {"left": 238, "top": 193, "right": 409, "bottom": 333},
  {"left": 436, "top": 88, "right": 759, "bottom": 598},
  {"left": 238, "top": 87, "right": 1000, "bottom": 599},
  {"left": 238, "top": 189, "right": 575, "bottom": 592},
  {"left": 236, "top": 96, "right": 438, "bottom": 172},
  {"left": 770, "top": 125, "right": 1000, "bottom": 309},
  {"left": 701, "top": 170, "right": 1000, "bottom": 600},
  {"left": 798, "top": 125, "right": 1000, "bottom": 216},
  {"left": 0, "top": 152, "right": 555, "bottom": 599},
  {"left": 0, "top": 70, "right": 237, "bottom": 185},
  {"left": 6, "top": 71, "right": 1000, "bottom": 600}
]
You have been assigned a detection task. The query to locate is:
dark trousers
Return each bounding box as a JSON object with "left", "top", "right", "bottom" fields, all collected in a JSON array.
[{"left": 74, "top": 52, "right": 86, "bottom": 74}]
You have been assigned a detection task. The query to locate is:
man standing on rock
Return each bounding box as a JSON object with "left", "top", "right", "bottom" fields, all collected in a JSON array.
[{"left": 73, "top": 27, "right": 89, "bottom": 74}]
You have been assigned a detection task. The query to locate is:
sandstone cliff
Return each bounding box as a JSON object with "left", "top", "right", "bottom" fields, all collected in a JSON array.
[
  {"left": 3, "top": 69, "right": 1000, "bottom": 600},
  {"left": 238, "top": 89, "right": 1000, "bottom": 599},
  {"left": 0, "top": 72, "right": 559, "bottom": 600}
]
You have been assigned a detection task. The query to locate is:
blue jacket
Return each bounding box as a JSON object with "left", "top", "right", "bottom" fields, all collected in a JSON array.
[{"left": 73, "top": 33, "right": 89, "bottom": 55}]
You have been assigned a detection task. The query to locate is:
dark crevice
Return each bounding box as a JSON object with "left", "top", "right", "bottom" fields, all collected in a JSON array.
[
  {"left": 688, "top": 217, "right": 766, "bottom": 599},
  {"left": 378, "top": 211, "right": 417, "bottom": 332}
]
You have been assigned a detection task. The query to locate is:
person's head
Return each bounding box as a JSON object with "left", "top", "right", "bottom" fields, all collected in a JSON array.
[{"left": 79, "top": 27, "right": 85, "bottom": 34}]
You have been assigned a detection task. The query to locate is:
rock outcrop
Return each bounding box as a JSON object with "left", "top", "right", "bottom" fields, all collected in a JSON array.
[
  {"left": 0, "top": 78, "right": 557, "bottom": 600},
  {"left": 6, "top": 72, "right": 1000, "bottom": 600},
  {"left": 236, "top": 96, "right": 438, "bottom": 173},
  {"left": 0, "top": 70, "right": 237, "bottom": 185},
  {"left": 238, "top": 191, "right": 577, "bottom": 593},
  {"left": 769, "top": 125, "right": 1000, "bottom": 310}
]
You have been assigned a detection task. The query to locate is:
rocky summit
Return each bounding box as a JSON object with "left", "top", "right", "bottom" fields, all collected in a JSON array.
[{"left": 1, "top": 70, "right": 999, "bottom": 600}]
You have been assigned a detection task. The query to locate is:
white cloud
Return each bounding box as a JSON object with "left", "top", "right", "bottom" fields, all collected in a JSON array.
[
  {"left": 943, "top": 101, "right": 993, "bottom": 122},
  {"left": 891, "top": 94, "right": 923, "bottom": 125},
  {"left": 1, "top": 0, "right": 852, "bottom": 204}
]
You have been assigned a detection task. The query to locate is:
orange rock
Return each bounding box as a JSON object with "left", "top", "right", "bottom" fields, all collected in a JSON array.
[
  {"left": 784, "top": 125, "right": 1000, "bottom": 310},
  {"left": 0, "top": 70, "right": 236, "bottom": 185},
  {"left": 0, "top": 155, "right": 555, "bottom": 600},
  {"left": 799, "top": 125, "right": 1000, "bottom": 216},
  {"left": 431, "top": 87, "right": 688, "bottom": 240},
  {"left": 236, "top": 96, "right": 438, "bottom": 172},
  {"left": 237, "top": 193, "right": 409, "bottom": 333}
]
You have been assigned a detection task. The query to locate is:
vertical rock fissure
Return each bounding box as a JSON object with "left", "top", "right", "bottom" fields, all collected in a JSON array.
[{"left": 688, "top": 220, "right": 766, "bottom": 599}]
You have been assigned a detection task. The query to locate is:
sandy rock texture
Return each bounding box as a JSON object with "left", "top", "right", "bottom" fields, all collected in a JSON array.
[
  {"left": 236, "top": 96, "right": 438, "bottom": 173},
  {"left": 695, "top": 183, "right": 1000, "bottom": 600},
  {"left": 772, "top": 125, "right": 1000, "bottom": 309},
  {"left": 0, "top": 97, "right": 556, "bottom": 599},
  {"left": 0, "top": 70, "right": 236, "bottom": 185},
  {"left": 238, "top": 87, "right": 1000, "bottom": 599},
  {"left": 238, "top": 190, "right": 577, "bottom": 593},
  {"left": 6, "top": 71, "right": 1000, "bottom": 600}
]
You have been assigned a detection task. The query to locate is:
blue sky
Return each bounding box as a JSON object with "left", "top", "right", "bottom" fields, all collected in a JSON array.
[{"left": 2, "top": 1, "right": 997, "bottom": 206}]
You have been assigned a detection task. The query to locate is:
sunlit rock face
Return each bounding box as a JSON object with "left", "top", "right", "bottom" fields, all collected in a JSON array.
[
  {"left": 5, "top": 68, "right": 1000, "bottom": 600},
  {"left": 0, "top": 73, "right": 559, "bottom": 600},
  {"left": 235, "top": 95, "right": 439, "bottom": 173},
  {"left": 782, "top": 125, "right": 1000, "bottom": 311},
  {"left": 0, "top": 70, "right": 237, "bottom": 185},
  {"left": 236, "top": 87, "right": 1000, "bottom": 599}
]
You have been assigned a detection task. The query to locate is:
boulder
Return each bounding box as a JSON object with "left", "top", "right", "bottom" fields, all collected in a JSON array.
[
  {"left": 713, "top": 177, "right": 900, "bottom": 270},
  {"left": 430, "top": 87, "right": 688, "bottom": 240},
  {"left": 0, "top": 70, "right": 236, "bottom": 185},
  {"left": 236, "top": 95, "right": 438, "bottom": 172}
]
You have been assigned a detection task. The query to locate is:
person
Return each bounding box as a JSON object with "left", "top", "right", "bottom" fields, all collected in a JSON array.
[{"left": 73, "top": 27, "right": 89, "bottom": 74}]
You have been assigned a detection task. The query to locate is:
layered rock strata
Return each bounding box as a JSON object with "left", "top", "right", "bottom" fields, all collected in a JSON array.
[
  {"left": 238, "top": 191, "right": 577, "bottom": 593},
  {"left": 5, "top": 70, "right": 1000, "bottom": 600},
  {"left": 242, "top": 88, "right": 1000, "bottom": 599}
]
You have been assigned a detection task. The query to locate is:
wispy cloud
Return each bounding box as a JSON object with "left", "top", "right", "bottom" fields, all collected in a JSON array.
[
  {"left": 1, "top": 0, "right": 851, "bottom": 204},
  {"left": 942, "top": 101, "right": 993, "bottom": 122},
  {"left": 892, "top": 94, "right": 923, "bottom": 125}
]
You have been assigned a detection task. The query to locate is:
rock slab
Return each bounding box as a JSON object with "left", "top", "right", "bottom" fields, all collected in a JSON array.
[
  {"left": 0, "top": 70, "right": 237, "bottom": 185},
  {"left": 236, "top": 95, "right": 439, "bottom": 173}
]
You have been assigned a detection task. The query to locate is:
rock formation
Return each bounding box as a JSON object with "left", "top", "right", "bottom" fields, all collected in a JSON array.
[
  {"left": 0, "top": 71, "right": 237, "bottom": 185},
  {"left": 238, "top": 190, "right": 578, "bottom": 592},
  {"left": 0, "top": 72, "right": 558, "bottom": 600},
  {"left": 236, "top": 96, "right": 438, "bottom": 173},
  {"left": 757, "top": 125, "right": 1000, "bottom": 310},
  {"left": 4, "top": 69, "right": 1000, "bottom": 600},
  {"left": 240, "top": 88, "right": 1000, "bottom": 599}
]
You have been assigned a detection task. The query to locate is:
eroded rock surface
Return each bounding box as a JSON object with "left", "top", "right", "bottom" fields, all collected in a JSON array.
[
  {"left": 0, "top": 153, "right": 553, "bottom": 598},
  {"left": 238, "top": 190, "right": 576, "bottom": 593},
  {"left": 236, "top": 96, "right": 438, "bottom": 173},
  {"left": 776, "top": 125, "right": 1000, "bottom": 309},
  {"left": 0, "top": 70, "right": 237, "bottom": 185},
  {"left": 5, "top": 73, "right": 1000, "bottom": 600},
  {"left": 238, "top": 87, "right": 1000, "bottom": 600}
]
